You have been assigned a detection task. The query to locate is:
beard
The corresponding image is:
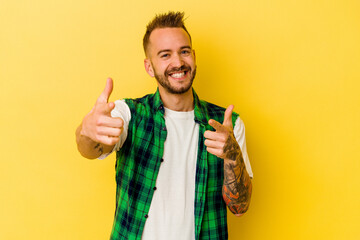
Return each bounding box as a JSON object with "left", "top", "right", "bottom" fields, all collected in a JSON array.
[{"left": 153, "top": 64, "right": 197, "bottom": 95}]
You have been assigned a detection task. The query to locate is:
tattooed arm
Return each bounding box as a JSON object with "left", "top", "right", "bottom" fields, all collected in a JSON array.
[
  {"left": 204, "top": 105, "right": 252, "bottom": 216},
  {"left": 75, "top": 78, "right": 124, "bottom": 159},
  {"left": 222, "top": 134, "right": 252, "bottom": 216}
]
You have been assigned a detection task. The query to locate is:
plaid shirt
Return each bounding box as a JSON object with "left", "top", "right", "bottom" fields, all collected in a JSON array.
[{"left": 110, "top": 89, "right": 239, "bottom": 240}]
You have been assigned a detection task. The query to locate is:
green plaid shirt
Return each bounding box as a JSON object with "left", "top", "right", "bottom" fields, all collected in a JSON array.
[{"left": 110, "top": 89, "right": 238, "bottom": 240}]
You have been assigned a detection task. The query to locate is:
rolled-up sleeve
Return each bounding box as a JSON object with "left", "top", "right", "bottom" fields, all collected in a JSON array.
[{"left": 233, "top": 117, "right": 253, "bottom": 178}]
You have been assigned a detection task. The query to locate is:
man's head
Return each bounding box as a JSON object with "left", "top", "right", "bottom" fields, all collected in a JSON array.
[
  {"left": 143, "top": 11, "right": 192, "bottom": 56},
  {"left": 143, "top": 11, "right": 196, "bottom": 95}
]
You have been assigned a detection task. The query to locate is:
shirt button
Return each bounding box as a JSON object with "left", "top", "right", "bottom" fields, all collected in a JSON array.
[
  {"left": 153, "top": 187, "right": 157, "bottom": 190},
  {"left": 160, "top": 158, "right": 164, "bottom": 162},
  {"left": 145, "top": 214, "right": 148, "bottom": 218},
  {"left": 162, "top": 127, "right": 166, "bottom": 131}
]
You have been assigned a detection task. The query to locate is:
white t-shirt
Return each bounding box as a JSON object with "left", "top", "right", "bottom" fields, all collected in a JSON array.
[{"left": 100, "top": 100, "right": 253, "bottom": 240}]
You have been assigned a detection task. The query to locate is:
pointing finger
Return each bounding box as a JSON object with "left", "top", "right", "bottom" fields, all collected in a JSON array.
[{"left": 209, "top": 119, "right": 226, "bottom": 132}]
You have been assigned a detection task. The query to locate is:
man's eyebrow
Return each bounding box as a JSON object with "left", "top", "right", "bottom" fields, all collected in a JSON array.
[
  {"left": 157, "top": 49, "right": 171, "bottom": 56},
  {"left": 180, "top": 46, "right": 191, "bottom": 50},
  {"left": 157, "top": 46, "right": 192, "bottom": 56}
]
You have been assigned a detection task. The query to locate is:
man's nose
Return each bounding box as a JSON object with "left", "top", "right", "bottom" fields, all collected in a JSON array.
[{"left": 171, "top": 54, "right": 184, "bottom": 68}]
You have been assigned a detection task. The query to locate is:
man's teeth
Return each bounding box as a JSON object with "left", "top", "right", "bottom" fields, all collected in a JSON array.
[{"left": 170, "top": 72, "right": 185, "bottom": 78}]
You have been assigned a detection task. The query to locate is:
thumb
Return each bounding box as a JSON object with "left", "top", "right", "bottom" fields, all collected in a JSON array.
[
  {"left": 97, "top": 78, "right": 113, "bottom": 103},
  {"left": 223, "top": 105, "right": 234, "bottom": 128}
]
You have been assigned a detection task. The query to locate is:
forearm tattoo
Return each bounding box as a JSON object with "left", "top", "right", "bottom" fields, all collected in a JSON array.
[
  {"left": 222, "top": 134, "right": 252, "bottom": 215},
  {"left": 94, "top": 143, "right": 104, "bottom": 155},
  {"left": 223, "top": 134, "right": 241, "bottom": 161}
]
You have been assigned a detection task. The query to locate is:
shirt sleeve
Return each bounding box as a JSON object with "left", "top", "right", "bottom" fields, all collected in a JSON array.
[
  {"left": 98, "top": 99, "right": 131, "bottom": 159},
  {"left": 233, "top": 117, "right": 253, "bottom": 178}
]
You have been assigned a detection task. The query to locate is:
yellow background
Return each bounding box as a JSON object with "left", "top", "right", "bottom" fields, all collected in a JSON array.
[{"left": 1, "top": 0, "right": 359, "bottom": 239}]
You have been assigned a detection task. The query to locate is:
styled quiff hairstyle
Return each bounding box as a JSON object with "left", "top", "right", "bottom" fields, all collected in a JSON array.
[{"left": 143, "top": 11, "right": 192, "bottom": 56}]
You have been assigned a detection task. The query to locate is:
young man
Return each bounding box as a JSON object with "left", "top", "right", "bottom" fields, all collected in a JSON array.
[{"left": 76, "top": 11, "right": 253, "bottom": 240}]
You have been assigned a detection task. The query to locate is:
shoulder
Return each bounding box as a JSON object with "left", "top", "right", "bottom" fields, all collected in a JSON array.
[
  {"left": 198, "top": 99, "right": 239, "bottom": 123},
  {"left": 123, "top": 93, "right": 154, "bottom": 113},
  {"left": 199, "top": 100, "right": 227, "bottom": 115}
]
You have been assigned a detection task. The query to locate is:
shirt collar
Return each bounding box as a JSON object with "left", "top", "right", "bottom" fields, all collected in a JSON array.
[
  {"left": 150, "top": 88, "right": 208, "bottom": 125},
  {"left": 151, "top": 88, "right": 165, "bottom": 114},
  {"left": 193, "top": 89, "right": 208, "bottom": 125}
]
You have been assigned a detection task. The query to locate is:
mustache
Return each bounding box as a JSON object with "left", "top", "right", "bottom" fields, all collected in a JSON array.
[{"left": 166, "top": 65, "right": 191, "bottom": 75}]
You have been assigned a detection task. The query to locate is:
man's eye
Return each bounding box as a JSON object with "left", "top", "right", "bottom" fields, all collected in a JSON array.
[
  {"left": 181, "top": 50, "right": 190, "bottom": 55},
  {"left": 161, "top": 54, "right": 169, "bottom": 58}
]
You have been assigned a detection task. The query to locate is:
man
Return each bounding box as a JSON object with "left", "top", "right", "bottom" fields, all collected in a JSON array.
[{"left": 76, "top": 11, "right": 253, "bottom": 240}]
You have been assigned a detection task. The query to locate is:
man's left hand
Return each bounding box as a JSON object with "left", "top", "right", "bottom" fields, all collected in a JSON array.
[{"left": 204, "top": 105, "right": 241, "bottom": 161}]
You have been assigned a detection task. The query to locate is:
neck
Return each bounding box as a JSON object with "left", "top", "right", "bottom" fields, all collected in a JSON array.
[{"left": 158, "top": 88, "right": 194, "bottom": 112}]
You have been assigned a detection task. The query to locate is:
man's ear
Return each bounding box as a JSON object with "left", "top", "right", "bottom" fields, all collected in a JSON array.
[{"left": 144, "top": 58, "right": 155, "bottom": 77}]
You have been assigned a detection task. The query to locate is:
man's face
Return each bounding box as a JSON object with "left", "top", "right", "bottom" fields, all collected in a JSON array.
[{"left": 144, "top": 27, "right": 196, "bottom": 95}]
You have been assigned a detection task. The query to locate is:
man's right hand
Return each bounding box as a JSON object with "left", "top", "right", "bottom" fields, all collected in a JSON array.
[{"left": 79, "top": 78, "right": 124, "bottom": 152}]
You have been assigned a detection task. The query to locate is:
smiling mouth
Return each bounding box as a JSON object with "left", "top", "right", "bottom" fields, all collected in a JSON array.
[
  {"left": 169, "top": 71, "right": 188, "bottom": 79},
  {"left": 167, "top": 65, "right": 190, "bottom": 79}
]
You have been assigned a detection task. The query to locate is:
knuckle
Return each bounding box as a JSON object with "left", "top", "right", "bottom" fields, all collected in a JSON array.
[
  {"left": 206, "top": 147, "right": 212, "bottom": 154},
  {"left": 103, "top": 139, "right": 111, "bottom": 146},
  {"left": 204, "top": 131, "right": 209, "bottom": 138},
  {"left": 101, "top": 137, "right": 110, "bottom": 145},
  {"left": 118, "top": 119, "right": 124, "bottom": 127},
  {"left": 111, "top": 137, "right": 119, "bottom": 145},
  {"left": 94, "top": 134, "right": 101, "bottom": 143},
  {"left": 96, "top": 117, "right": 103, "bottom": 126},
  {"left": 105, "top": 138, "right": 112, "bottom": 146},
  {"left": 217, "top": 149, "right": 223, "bottom": 155},
  {"left": 115, "top": 128, "right": 122, "bottom": 136}
]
